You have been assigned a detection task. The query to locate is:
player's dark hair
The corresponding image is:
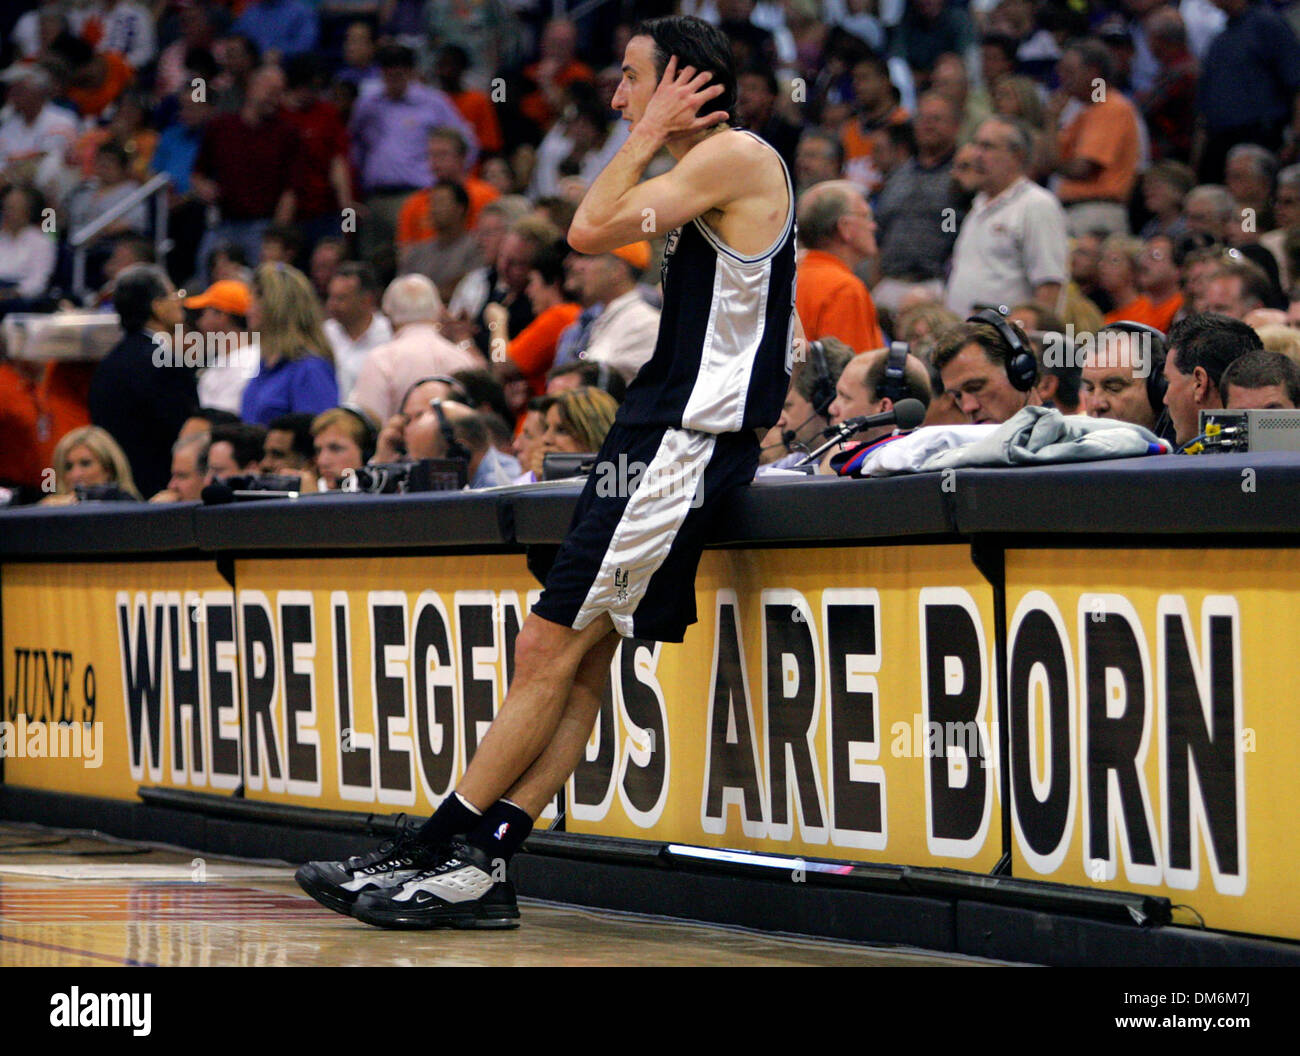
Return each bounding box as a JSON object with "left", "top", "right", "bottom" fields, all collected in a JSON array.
[
  {"left": 631, "top": 15, "right": 737, "bottom": 123},
  {"left": 1167, "top": 312, "right": 1263, "bottom": 390}
]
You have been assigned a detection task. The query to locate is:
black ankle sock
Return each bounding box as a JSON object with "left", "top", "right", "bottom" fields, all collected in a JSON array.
[
  {"left": 466, "top": 800, "right": 534, "bottom": 863},
  {"left": 416, "top": 793, "right": 482, "bottom": 847}
]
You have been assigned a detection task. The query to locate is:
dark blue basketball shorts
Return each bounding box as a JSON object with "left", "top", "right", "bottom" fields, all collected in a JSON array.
[{"left": 531, "top": 422, "right": 760, "bottom": 643}]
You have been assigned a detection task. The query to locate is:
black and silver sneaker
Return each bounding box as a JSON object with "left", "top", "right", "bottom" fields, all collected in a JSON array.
[
  {"left": 295, "top": 822, "right": 445, "bottom": 917},
  {"left": 350, "top": 839, "right": 520, "bottom": 930}
]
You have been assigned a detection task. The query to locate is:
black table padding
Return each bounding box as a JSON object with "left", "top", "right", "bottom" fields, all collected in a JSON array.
[
  {"left": 192, "top": 490, "right": 510, "bottom": 551},
  {"left": 0, "top": 501, "right": 198, "bottom": 556},
  {"left": 3, "top": 452, "right": 1298, "bottom": 557}
]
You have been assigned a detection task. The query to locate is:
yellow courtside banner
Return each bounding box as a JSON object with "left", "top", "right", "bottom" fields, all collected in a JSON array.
[
  {"left": 3, "top": 548, "right": 1000, "bottom": 876},
  {"left": 237, "top": 547, "right": 1001, "bottom": 875},
  {"left": 1003, "top": 548, "right": 1299, "bottom": 941},
  {"left": 12, "top": 546, "right": 1296, "bottom": 939},
  {"left": 3, "top": 561, "right": 235, "bottom": 798}
]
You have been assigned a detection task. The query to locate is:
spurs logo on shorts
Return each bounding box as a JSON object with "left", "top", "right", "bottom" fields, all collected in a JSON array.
[
  {"left": 661, "top": 228, "right": 680, "bottom": 284},
  {"left": 614, "top": 567, "right": 629, "bottom": 605}
]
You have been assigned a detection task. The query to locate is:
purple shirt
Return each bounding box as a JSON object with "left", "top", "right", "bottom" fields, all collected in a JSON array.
[
  {"left": 349, "top": 82, "right": 477, "bottom": 192},
  {"left": 240, "top": 355, "right": 338, "bottom": 426}
]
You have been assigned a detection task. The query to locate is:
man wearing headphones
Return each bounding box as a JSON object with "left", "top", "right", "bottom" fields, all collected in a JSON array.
[
  {"left": 761, "top": 335, "right": 853, "bottom": 466},
  {"left": 1080, "top": 322, "right": 1172, "bottom": 438},
  {"left": 404, "top": 398, "right": 521, "bottom": 488},
  {"left": 818, "top": 342, "right": 933, "bottom": 471},
  {"left": 933, "top": 310, "right": 1042, "bottom": 426}
]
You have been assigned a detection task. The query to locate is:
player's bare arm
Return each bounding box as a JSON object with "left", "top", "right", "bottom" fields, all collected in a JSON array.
[{"left": 569, "top": 55, "right": 787, "bottom": 257}]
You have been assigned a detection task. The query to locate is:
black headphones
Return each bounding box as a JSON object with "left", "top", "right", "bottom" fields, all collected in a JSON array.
[
  {"left": 879, "top": 340, "right": 910, "bottom": 403},
  {"left": 399, "top": 374, "right": 474, "bottom": 413},
  {"left": 968, "top": 307, "right": 1038, "bottom": 392},
  {"left": 337, "top": 403, "right": 379, "bottom": 463},
  {"left": 807, "top": 340, "right": 837, "bottom": 417},
  {"left": 1098, "top": 320, "right": 1168, "bottom": 415},
  {"left": 430, "top": 399, "right": 472, "bottom": 463}
]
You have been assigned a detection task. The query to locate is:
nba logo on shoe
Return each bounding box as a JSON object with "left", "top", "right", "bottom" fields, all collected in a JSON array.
[{"left": 494, "top": 822, "right": 509, "bottom": 840}]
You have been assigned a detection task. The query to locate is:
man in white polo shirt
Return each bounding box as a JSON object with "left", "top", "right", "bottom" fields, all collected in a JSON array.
[
  {"left": 945, "top": 116, "right": 1068, "bottom": 319},
  {"left": 323, "top": 262, "right": 394, "bottom": 398}
]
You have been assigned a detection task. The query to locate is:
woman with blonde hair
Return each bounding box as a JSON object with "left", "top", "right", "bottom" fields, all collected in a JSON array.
[
  {"left": 240, "top": 262, "right": 339, "bottom": 425},
  {"left": 41, "top": 425, "right": 141, "bottom": 504},
  {"left": 1254, "top": 325, "right": 1300, "bottom": 364},
  {"left": 538, "top": 386, "right": 618, "bottom": 469},
  {"left": 311, "top": 406, "right": 377, "bottom": 490}
]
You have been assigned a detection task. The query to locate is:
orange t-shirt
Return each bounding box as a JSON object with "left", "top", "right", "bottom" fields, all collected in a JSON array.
[
  {"left": 508, "top": 303, "right": 581, "bottom": 393},
  {"left": 796, "top": 249, "right": 885, "bottom": 352},
  {"left": 1105, "top": 292, "right": 1183, "bottom": 332},
  {"left": 67, "top": 52, "right": 135, "bottom": 119},
  {"left": 452, "top": 90, "right": 504, "bottom": 156},
  {"left": 0, "top": 362, "right": 94, "bottom": 493},
  {"left": 1056, "top": 93, "right": 1141, "bottom": 205},
  {"left": 396, "top": 176, "right": 501, "bottom": 247}
]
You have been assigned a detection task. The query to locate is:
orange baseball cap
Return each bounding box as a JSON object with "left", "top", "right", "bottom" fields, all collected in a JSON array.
[
  {"left": 184, "top": 280, "right": 251, "bottom": 316},
  {"left": 609, "top": 241, "right": 652, "bottom": 273}
]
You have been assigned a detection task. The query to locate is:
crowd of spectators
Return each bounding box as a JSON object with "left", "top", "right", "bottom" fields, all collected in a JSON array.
[{"left": 3, "top": 0, "right": 1300, "bottom": 506}]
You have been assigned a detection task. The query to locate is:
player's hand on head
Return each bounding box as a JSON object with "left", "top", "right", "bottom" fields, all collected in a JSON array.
[{"left": 642, "top": 55, "right": 728, "bottom": 140}]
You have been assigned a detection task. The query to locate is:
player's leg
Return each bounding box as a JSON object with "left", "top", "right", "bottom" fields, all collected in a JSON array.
[
  {"left": 346, "top": 626, "right": 621, "bottom": 930},
  {"left": 496, "top": 627, "right": 621, "bottom": 818},
  {"left": 454, "top": 614, "right": 616, "bottom": 811},
  {"left": 295, "top": 612, "right": 612, "bottom": 920}
]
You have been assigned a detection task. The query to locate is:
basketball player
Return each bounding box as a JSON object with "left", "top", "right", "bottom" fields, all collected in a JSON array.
[{"left": 297, "top": 15, "right": 800, "bottom": 929}]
